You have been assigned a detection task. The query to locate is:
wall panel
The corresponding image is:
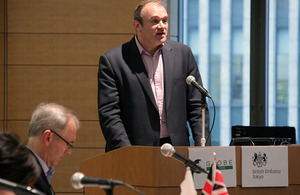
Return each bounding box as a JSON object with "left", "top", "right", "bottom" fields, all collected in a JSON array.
[
  {"left": 0, "top": 0, "right": 4, "bottom": 31},
  {"left": 0, "top": 64, "right": 3, "bottom": 126},
  {"left": 0, "top": 36, "right": 3, "bottom": 64},
  {"left": 7, "top": 34, "right": 133, "bottom": 65},
  {"left": 0, "top": 0, "right": 5, "bottom": 131},
  {"left": 7, "top": 65, "right": 98, "bottom": 120},
  {"left": 7, "top": 0, "right": 140, "bottom": 34}
]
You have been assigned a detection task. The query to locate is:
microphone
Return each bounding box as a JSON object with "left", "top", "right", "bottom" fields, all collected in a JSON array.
[
  {"left": 70, "top": 172, "right": 124, "bottom": 190},
  {"left": 160, "top": 143, "right": 207, "bottom": 174},
  {"left": 0, "top": 178, "right": 45, "bottom": 195},
  {"left": 186, "top": 75, "right": 212, "bottom": 99}
]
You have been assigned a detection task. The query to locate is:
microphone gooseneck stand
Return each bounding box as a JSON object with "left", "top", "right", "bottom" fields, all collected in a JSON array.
[
  {"left": 200, "top": 93, "right": 208, "bottom": 146},
  {"left": 185, "top": 75, "right": 215, "bottom": 146},
  {"left": 103, "top": 186, "right": 114, "bottom": 195},
  {"left": 70, "top": 172, "right": 144, "bottom": 195},
  {"left": 103, "top": 182, "right": 144, "bottom": 195},
  {"left": 200, "top": 91, "right": 216, "bottom": 147}
]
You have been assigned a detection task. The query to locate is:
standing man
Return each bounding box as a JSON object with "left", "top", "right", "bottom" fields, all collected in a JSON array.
[
  {"left": 98, "top": 0, "right": 210, "bottom": 152},
  {"left": 27, "top": 103, "right": 80, "bottom": 195}
]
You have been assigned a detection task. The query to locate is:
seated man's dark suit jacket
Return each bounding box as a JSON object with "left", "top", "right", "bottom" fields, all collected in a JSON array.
[
  {"left": 98, "top": 36, "right": 210, "bottom": 152},
  {"left": 28, "top": 148, "right": 54, "bottom": 195}
]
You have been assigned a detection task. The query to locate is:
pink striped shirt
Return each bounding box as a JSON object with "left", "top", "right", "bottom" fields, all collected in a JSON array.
[{"left": 135, "top": 36, "right": 169, "bottom": 138}]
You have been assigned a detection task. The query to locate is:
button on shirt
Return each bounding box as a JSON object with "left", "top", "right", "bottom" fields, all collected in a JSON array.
[{"left": 135, "top": 36, "right": 169, "bottom": 138}]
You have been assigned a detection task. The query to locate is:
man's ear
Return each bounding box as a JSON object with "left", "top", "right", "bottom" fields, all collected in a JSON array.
[
  {"left": 42, "top": 130, "right": 52, "bottom": 146},
  {"left": 133, "top": 20, "right": 142, "bottom": 32}
]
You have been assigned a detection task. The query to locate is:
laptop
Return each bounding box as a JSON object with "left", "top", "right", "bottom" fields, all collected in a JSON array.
[{"left": 230, "top": 125, "right": 296, "bottom": 146}]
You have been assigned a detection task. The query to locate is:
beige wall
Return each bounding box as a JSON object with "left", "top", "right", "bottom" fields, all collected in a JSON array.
[
  {"left": 1, "top": 0, "right": 141, "bottom": 194},
  {"left": 0, "top": 0, "right": 5, "bottom": 132}
]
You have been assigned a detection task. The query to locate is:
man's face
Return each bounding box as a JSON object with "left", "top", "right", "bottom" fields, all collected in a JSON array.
[
  {"left": 134, "top": 3, "right": 168, "bottom": 53},
  {"left": 47, "top": 117, "right": 77, "bottom": 167}
]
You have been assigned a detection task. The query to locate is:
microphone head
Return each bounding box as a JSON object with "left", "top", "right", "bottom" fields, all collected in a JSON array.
[
  {"left": 186, "top": 75, "right": 195, "bottom": 85},
  {"left": 70, "top": 172, "right": 85, "bottom": 189},
  {"left": 160, "top": 143, "right": 175, "bottom": 157}
]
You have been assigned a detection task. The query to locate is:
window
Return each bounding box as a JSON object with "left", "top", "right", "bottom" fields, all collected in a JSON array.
[
  {"left": 268, "top": 0, "right": 299, "bottom": 142},
  {"left": 180, "top": 0, "right": 250, "bottom": 146},
  {"left": 178, "top": 0, "right": 299, "bottom": 145}
]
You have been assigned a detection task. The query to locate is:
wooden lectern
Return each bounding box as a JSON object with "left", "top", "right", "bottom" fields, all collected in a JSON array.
[
  {"left": 80, "top": 146, "right": 189, "bottom": 195},
  {"left": 80, "top": 145, "right": 300, "bottom": 195}
]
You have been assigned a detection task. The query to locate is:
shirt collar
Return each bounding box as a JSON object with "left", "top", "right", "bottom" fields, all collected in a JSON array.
[
  {"left": 135, "top": 35, "right": 164, "bottom": 55},
  {"left": 27, "top": 146, "right": 55, "bottom": 182}
]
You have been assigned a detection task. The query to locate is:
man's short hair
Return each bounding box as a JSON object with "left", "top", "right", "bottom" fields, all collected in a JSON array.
[
  {"left": 28, "top": 102, "right": 80, "bottom": 137},
  {"left": 133, "top": 0, "right": 166, "bottom": 26}
]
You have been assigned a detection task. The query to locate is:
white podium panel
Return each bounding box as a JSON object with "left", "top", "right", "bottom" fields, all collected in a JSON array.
[
  {"left": 241, "top": 146, "right": 288, "bottom": 187},
  {"left": 189, "top": 146, "right": 237, "bottom": 189}
]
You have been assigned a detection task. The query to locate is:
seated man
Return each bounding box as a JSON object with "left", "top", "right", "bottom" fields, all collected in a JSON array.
[{"left": 26, "top": 102, "right": 80, "bottom": 195}]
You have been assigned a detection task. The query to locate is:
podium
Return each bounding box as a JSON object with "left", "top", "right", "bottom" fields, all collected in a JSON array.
[
  {"left": 80, "top": 145, "right": 300, "bottom": 195},
  {"left": 80, "top": 146, "right": 188, "bottom": 195}
]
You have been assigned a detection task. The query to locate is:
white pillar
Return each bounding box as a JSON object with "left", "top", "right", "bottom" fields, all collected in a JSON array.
[
  {"left": 288, "top": 0, "right": 299, "bottom": 138},
  {"left": 198, "top": 0, "right": 210, "bottom": 87},
  {"left": 243, "top": 0, "right": 251, "bottom": 125},
  {"left": 268, "top": 0, "right": 277, "bottom": 126},
  {"left": 220, "top": 0, "right": 232, "bottom": 146}
]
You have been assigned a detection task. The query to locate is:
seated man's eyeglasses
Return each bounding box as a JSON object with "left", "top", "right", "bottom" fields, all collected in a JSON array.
[{"left": 49, "top": 129, "right": 73, "bottom": 151}]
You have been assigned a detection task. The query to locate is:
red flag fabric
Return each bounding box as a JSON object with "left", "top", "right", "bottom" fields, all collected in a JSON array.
[{"left": 201, "top": 162, "right": 229, "bottom": 195}]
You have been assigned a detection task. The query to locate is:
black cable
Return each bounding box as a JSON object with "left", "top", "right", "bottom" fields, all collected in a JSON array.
[{"left": 205, "top": 97, "right": 216, "bottom": 146}]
